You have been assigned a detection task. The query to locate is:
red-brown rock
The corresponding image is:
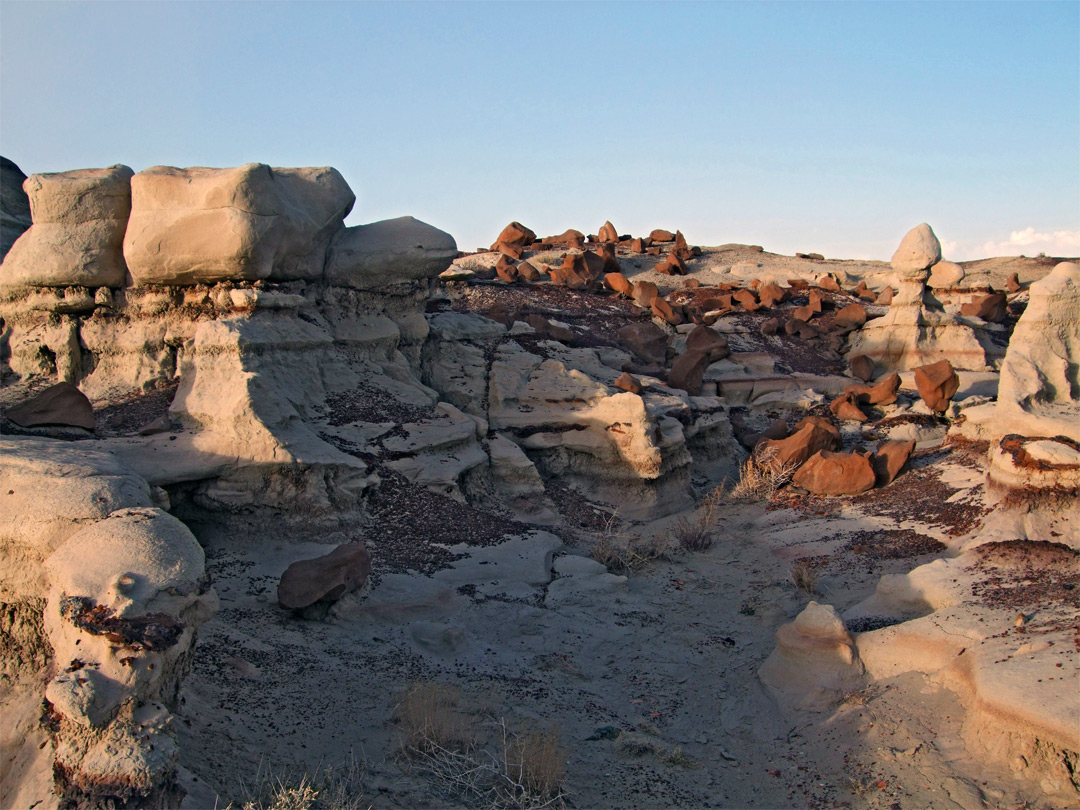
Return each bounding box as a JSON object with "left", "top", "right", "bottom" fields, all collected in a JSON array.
[
  {"left": 872, "top": 439, "right": 915, "bottom": 486},
  {"left": 733, "top": 289, "right": 761, "bottom": 311},
  {"left": 517, "top": 259, "right": 544, "bottom": 283},
  {"left": 830, "top": 392, "right": 869, "bottom": 422},
  {"left": 791, "top": 304, "right": 815, "bottom": 322},
  {"left": 604, "top": 272, "right": 634, "bottom": 297},
  {"left": 651, "top": 297, "right": 683, "bottom": 325},
  {"left": 757, "top": 282, "right": 787, "bottom": 308},
  {"left": 683, "top": 278, "right": 701, "bottom": 289},
  {"left": 650, "top": 229, "right": 675, "bottom": 243},
  {"left": 673, "top": 230, "right": 692, "bottom": 261},
  {"left": 817, "top": 274, "right": 840, "bottom": 292},
  {"left": 632, "top": 280, "right": 661, "bottom": 308},
  {"left": 524, "top": 314, "right": 574, "bottom": 343},
  {"left": 494, "top": 241, "right": 523, "bottom": 259},
  {"left": 914, "top": 359, "right": 959, "bottom": 413},
  {"left": 844, "top": 371, "right": 900, "bottom": 406},
  {"left": 630, "top": 237, "right": 645, "bottom": 254},
  {"left": 685, "top": 324, "right": 730, "bottom": 361},
  {"left": 834, "top": 302, "right": 867, "bottom": 330},
  {"left": 582, "top": 249, "right": 606, "bottom": 280},
  {"left": 616, "top": 322, "right": 668, "bottom": 365},
  {"left": 668, "top": 349, "right": 711, "bottom": 395},
  {"left": 1006, "top": 272, "right": 1022, "bottom": 293},
  {"left": 550, "top": 254, "right": 592, "bottom": 289},
  {"left": 876, "top": 286, "right": 894, "bottom": 305},
  {"left": 541, "top": 229, "right": 585, "bottom": 249},
  {"left": 960, "top": 292, "right": 1008, "bottom": 323},
  {"left": 598, "top": 243, "right": 621, "bottom": 274},
  {"left": 278, "top": 542, "right": 372, "bottom": 610},
  {"left": 848, "top": 354, "right": 875, "bottom": 382},
  {"left": 793, "top": 415, "right": 842, "bottom": 445},
  {"left": 656, "top": 253, "right": 688, "bottom": 275},
  {"left": 792, "top": 450, "right": 876, "bottom": 495},
  {"left": 808, "top": 289, "right": 827, "bottom": 312},
  {"left": 495, "top": 254, "right": 518, "bottom": 283},
  {"left": 491, "top": 221, "right": 536, "bottom": 251},
  {"left": 784, "top": 318, "right": 819, "bottom": 340},
  {"left": 756, "top": 421, "right": 841, "bottom": 470},
  {"left": 614, "top": 372, "right": 643, "bottom": 395},
  {"left": 597, "top": 221, "right": 618, "bottom": 243},
  {"left": 760, "top": 317, "right": 780, "bottom": 336},
  {"left": 645, "top": 246, "right": 661, "bottom": 256},
  {"left": 6, "top": 381, "right": 95, "bottom": 430}
]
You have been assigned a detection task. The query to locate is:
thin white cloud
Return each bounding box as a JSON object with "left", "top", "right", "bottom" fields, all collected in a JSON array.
[{"left": 977, "top": 227, "right": 1080, "bottom": 259}]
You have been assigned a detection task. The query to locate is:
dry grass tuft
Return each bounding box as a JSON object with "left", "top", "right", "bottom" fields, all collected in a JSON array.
[
  {"left": 672, "top": 486, "right": 725, "bottom": 552},
  {"left": 394, "top": 681, "right": 478, "bottom": 754},
  {"left": 589, "top": 512, "right": 674, "bottom": 573},
  {"left": 233, "top": 760, "right": 367, "bottom": 810},
  {"left": 790, "top": 558, "right": 818, "bottom": 595},
  {"left": 501, "top": 722, "right": 568, "bottom": 805},
  {"left": 730, "top": 449, "right": 798, "bottom": 501}
]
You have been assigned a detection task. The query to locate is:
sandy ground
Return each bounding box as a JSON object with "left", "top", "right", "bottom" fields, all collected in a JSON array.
[{"left": 174, "top": 443, "right": 1060, "bottom": 810}]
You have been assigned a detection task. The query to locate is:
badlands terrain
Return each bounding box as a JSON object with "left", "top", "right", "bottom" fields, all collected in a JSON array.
[{"left": 0, "top": 158, "right": 1077, "bottom": 810}]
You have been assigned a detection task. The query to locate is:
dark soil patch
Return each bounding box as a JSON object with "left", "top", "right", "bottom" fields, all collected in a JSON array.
[
  {"left": 966, "top": 540, "right": 1080, "bottom": 611},
  {"left": 843, "top": 528, "right": 946, "bottom": 560},
  {"left": 325, "top": 384, "right": 437, "bottom": 426},
  {"left": 92, "top": 381, "right": 180, "bottom": 437}
]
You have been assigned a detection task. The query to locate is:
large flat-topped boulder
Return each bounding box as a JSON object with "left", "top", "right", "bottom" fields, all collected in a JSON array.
[
  {"left": 123, "top": 163, "right": 354, "bottom": 285},
  {"left": 325, "top": 215, "right": 457, "bottom": 289},
  {"left": 1, "top": 164, "right": 133, "bottom": 287}
]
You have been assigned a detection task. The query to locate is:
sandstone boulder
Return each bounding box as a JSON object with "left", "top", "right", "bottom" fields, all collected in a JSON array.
[
  {"left": 668, "top": 349, "right": 712, "bottom": 395},
  {"left": 632, "top": 280, "right": 660, "bottom": 308},
  {"left": 541, "top": 228, "right": 584, "bottom": 249},
  {"left": 844, "top": 371, "right": 900, "bottom": 406},
  {"left": 914, "top": 359, "right": 959, "bottom": 412},
  {"left": 756, "top": 421, "right": 840, "bottom": 470},
  {"left": 872, "top": 439, "right": 915, "bottom": 486},
  {"left": 651, "top": 297, "right": 683, "bottom": 326},
  {"left": 792, "top": 450, "right": 876, "bottom": 495},
  {"left": 685, "top": 325, "right": 729, "bottom": 361},
  {"left": 326, "top": 215, "right": 457, "bottom": 289},
  {"left": 891, "top": 223, "right": 941, "bottom": 277},
  {"left": 1006, "top": 272, "right": 1022, "bottom": 293},
  {"left": 603, "top": 272, "right": 633, "bottom": 297},
  {"left": 517, "top": 259, "right": 544, "bottom": 283},
  {"left": 928, "top": 260, "right": 964, "bottom": 288},
  {"left": 278, "top": 543, "right": 372, "bottom": 610},
  {"left": 630, "top": 237, "right": 645, "bottom": 253},
  {"left": 649, "top": 229, "right": 675, "bottom": 242},
  {"left": 597, "top": 220, "right": 618, "bottom": 243},
  {"left": 817, "top": 274, "right": 840, "bottom": 292},
  {"left": 616, "top": 322, "right": 668, "bottom": 365},
  {"left": 829, "top": 392, "right": 868, "bottom": 422},
  {"left": 876, "top": 286, "right": 894, "bottom": 305},
  {"left": 760, "top": 317, "right": 780, "bottom": 336},
  {"left": 5, "top": 381, "right": 94, "bottom": 430},
  {"left": 848, "top": 354, "right": 875, "bottom": 382},
  {"left": 550, "top": 254, "right": 592, "bottom": 289},
  {"left": 2, "top": 164, "right": 133, "bottom": 287},
  {"left": 1, "top": 156, "right": 32, "bottom": 260},
  {"left": 733, "top": 289, "right": 760, "bottom": 311},
  {"left": 834, "top": 302, "right": 867, "bottom": 330},
  {"left": 125, "top": 164, "right": 355, "bottom": 284},
  {"left": 495, "top": 254, "right": 518, "bottom": 283},
  {"left": 757, "top": 282, "right": 787, "bottom": 308}
]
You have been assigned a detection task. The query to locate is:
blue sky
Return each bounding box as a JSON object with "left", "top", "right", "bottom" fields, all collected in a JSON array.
[{"left": 2, "top": 1, "right": 1077, "bottom": 260}]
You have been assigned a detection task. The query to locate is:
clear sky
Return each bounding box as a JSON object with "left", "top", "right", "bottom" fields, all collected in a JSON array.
[{"left": 2, "top": 1, "right": 1077, "bottom": 261}]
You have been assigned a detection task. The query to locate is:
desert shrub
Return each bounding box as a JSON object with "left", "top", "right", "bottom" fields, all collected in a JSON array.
[
  {"left": 234, "top": 760, "right": 366, "bottom": 810},
  {"left": 500, "top": 722, "right": 568, "bottom": 806},
  {"left": 790, "top": 558, "right": 818, "bottom": 595},
  {"left": 730, "top": 448, "right": 798, "bottom": 501},
  {"left": 672, "top": 486, "right": 725, "bottom": 551},
  {"left": 588, "top": 512, "right": 673, "bottom": 573},
  {"left": 394, "top": 680, "right": 478, "bottom": 754}
]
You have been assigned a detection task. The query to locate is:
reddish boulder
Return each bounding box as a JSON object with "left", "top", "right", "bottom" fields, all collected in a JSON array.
[
  {"left": 848, "top": 354, "right": 875, "bottom": 382},
  {"left": 645, "top": 246, "right": 662, "bottom": 256},
  {"left": 6, "top": 382, "right": 95, "bottom": 430},
  {"left": 614, "top": 372, "right": 643, "bottom": 395},
  {"left": 733, "top": 289, "right": 761, "bottom": 311},
  {"left": 550, "top": 254, "right": 591, "bottom": 289},
  {"left": 597, "top": 221, "right": 619, "bottom": 243},
  {"left": 650, "top": 228, "right": 676, "bottom": 243},
  {"left": 785, "top": 318, "right": 819, "bottom": 339},
  {"left": 491, "top": 221, "right": 536, "bottom": 251},
  {"left": 876, "top": 286, "right": 895, "bottom": 305},
  {"left": 817, "top": 274, "right": 841, "bottom": 292},
  {"left": 604, "top": 272, "right": 634, "bottom": 297},
  {"left": 582, "top": 249, "right": 606, "bottom": 279},
  {"left": 541, "top": 229, "right": 585, "bottom": 249},
  {"left": 598, "top": 243, "right": 621, "bottom": 274},
  {"left": 486, "top": 303, "right": 516, "bottom": 328},
  {"left": 651, "top": 297, "right": 684, "bottom": 326},
  {"left": 756, "top": 421, "right": 840, "bottom": 470},
  {"left": 872, "top": 440, "right": 915, "bottom": 486},
  {"left": 834, "top": 302, "right": 867, "bottom": 330},
  {"left": 683, "top": 278, "right": 701, "bottom": 289},
  {"left": 787, "top": 279, "right": 809, "bottom": 288},
  {"left": 853, "top": 280, "right": 876, "bottom": 301},
  {"left": 495, "top": 241, "right": 523, "bottom": 259},
  {"left": 750, "top": 418, "right": 790, "bottom": 448},
  {"left": 495, "top": 254, "right": 518, "bottom": 283},
  {"left": 960, "top": 292, "right": 1008, "bottom": 323},
  {"left": 524, "top": 314, "right": 574, "bottom": 343},
  {"left": 632, "top": 280, "right": 661, "bottom": 308},
  {"left": 278, "top": 542, "right": 372, "bottom": 610},
  {"left": 757, "top": 282, "right": 787, "bottom": 308},
  {"left": 844, "top": 371, "right": 900, "bottom": 406},
  {"left": 792, "top": 451, "right": 876, "bottom": 496},
  {"left": 616, "top": 322, "right": 669, "bottom": 365},
  {"left": 630, "top": 237, "right": 645, "bottom": 254},
  {"left": 668, "top": 349, "right": 711, "bottom": 395},
  {"left": 760, "top": 317, "right": 780, "bottom": 336},
  {"left": 673, "top": 230, "right": 692, "bottom": 261},
  {"left": 808, "top": 289, "right": 827, "bottom": 313},
  {"left": 656, "top": 253, "right": 688, "bottom": 275},
  {"left": 685, "top": 325, "right": 730, "bottom": 361},
  {"left": 793, "top": 415, "right": 842, "bottom": 445},
  {"left": 914, "top": 359, "right": 959, "bottom": 412},
  {"left": 517, "top": 259, "right": 544, "bottom": 283},
  {"left": 830, "top": 392, "right": 869, "bottom": 422},
  {"left": 1006, "top": 272, "right": 1022, "bottom": 293},
  {"left": 791, "top": 304, "right": 815, "bottom": 322}
]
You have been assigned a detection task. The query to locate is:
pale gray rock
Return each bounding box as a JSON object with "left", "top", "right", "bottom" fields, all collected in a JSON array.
[
  {"left": 1, "top": 164, "right": 133, "bottom": 287},
  {"left": 325, "top": 215, "right": 457, "bottom": 289},
  {"left": 890, "top": 222, "right": 941, "bottom": 277},
  {"left": 124, "top": 163, "right": 354, "bottom": 284}
]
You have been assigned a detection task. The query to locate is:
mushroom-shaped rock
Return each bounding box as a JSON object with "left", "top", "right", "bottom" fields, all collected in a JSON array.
[
  {"left": 914, "top": 359, "right": 960, "bottom": 413},
  {"left": 2, "top": 164, "right": 133, "bottom": 288},
  {"left": 326, "top": 215, "right": 457, "bottom": 290},
  {"left": 124, "top": 164, "right": 354, "bottom": 284},
  {"left": 890, "top": 223, "right": 941, "bottom": 277},
  {"left": 759, "top": 601, "right": 865, "bottom": 712},
  {"left": 792, "top": 450, "right": 876, "bottom": 495},
  {"left": 6, "top": 381, "right": 95, "bottom": 430},
  {"left": 278, "top": 543, "right": 372, "bottom": 610},
  {"left": 872, "top": 439, "right": 915, "bottom": 486}
]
